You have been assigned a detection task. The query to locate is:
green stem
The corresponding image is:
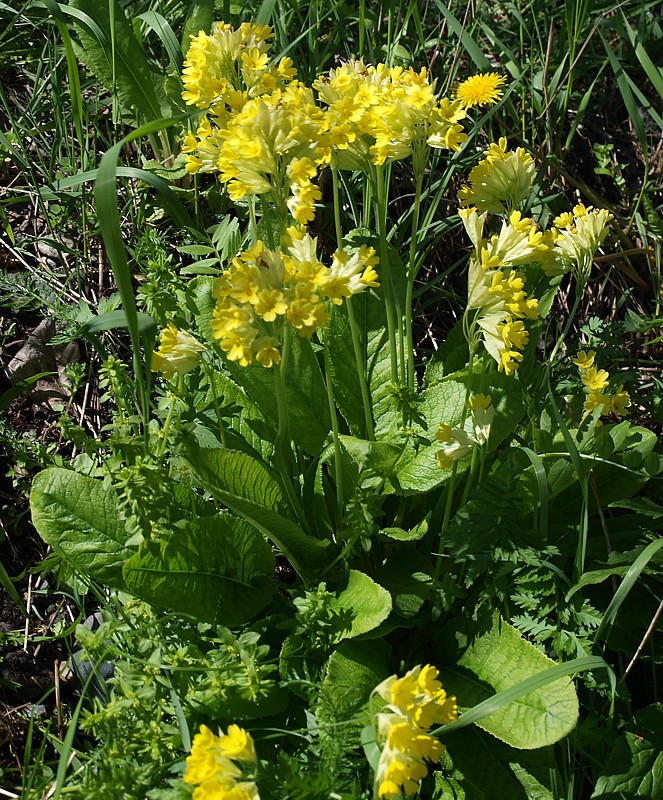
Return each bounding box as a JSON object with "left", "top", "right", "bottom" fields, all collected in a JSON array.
[
  {"left": 459, "top": 446, "right": 479, "bottom": 507},
  {"left": 405, "top": 160, "right": 425, "bottom": 390},
  {"left": 331, "top": 162, "right": 374, "bottom": 440},
  {"left": 330, "top": 160, "right": 344, "bottom": 248},
  {"left": 323, "top": 334, "right": 344, "bottom": 527},
  {"left": 274, "top": 329, "right": 307, "bottom": 529},
  {"left": 432, "top": 345, "right": 476, "bottom": 583},
  {"left": 320, "top": 531, "right": 361, "bottom": 578},
  {"left": 432, "top": 461, "right": 459, "bottom": 584},
  {"left": 347, "top": 298, "right": 375, "bottom": 440},
  {"left": 205, "top": 364, "right": 227, "bottom": 448},
  {"left": 261, "top": 197, "right": 275, "bottom": 249},
  {"left": 375, "top": 164, "right": 400, "bottom": 385},
  {"left": 248, "top": 196, "right": 259, "bottom": 244},
  {"left": 156, "top": 376, "right": 183, "bottom": 461},
  {"left": 548, "top": 274, "right": 586, "bottom": 367}
]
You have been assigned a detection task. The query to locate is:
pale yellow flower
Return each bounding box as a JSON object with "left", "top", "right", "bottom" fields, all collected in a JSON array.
[
  {"left": 458, "top": 137, "right": 535, "bottom": 214},
  {"left": 151, "top": 324, "right": 205, "bottom": 380},
  {"left": 548, "top": 205, "right": 613, "bottom": 276}
]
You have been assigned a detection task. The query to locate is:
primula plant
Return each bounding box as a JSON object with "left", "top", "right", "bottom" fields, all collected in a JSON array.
[{"left": 25, "top": 11, "right": 663, "bottom": 800}]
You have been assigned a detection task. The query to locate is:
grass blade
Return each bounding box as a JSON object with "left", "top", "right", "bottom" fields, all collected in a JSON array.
[{"left": 594, "top": 536, "right": 663, "bottom": 645}]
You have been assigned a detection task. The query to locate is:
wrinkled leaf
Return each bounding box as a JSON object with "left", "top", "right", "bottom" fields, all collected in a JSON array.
[
  {"left": 123, "top": 514, "right": 274, "bottom": 626},
  {"left": 31, "top": 468, "right": 131, "bottom": 589}
]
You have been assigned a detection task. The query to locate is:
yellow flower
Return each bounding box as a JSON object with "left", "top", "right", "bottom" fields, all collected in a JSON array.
[
  {"left": 572, "top": 349, "right": 596, "bottom": 370},
  {"left": 217, "top": 725, "right": 257, "bottom": 762},
  {"left": 548, "top": 206, "right": 613, "bottom": 276},
  {"left": 184, "top": 726, "right": 260, "bottom": 800},
  {"left": 254, "top": 337, "right": 281, "bottom": 368},
  {"left": 210, "top": 236, "right": 375, "bottom": 368},
  {"left": 486, "top": 211, "right": 550, "bottom": 267},
  {"left": 435, "top": 394, "right": 494, "bottom": 469},
  {"left": 574, "top": 352, "right": 630, "bottom": 424},
  {"left": 458, "top": 137, "right": 535, "bottom": 214},
  {"left": 611, "top": 386, "right": 631, "bottom": 416},
  {"left": 372, "top": 666, "right": 457, "bottom": 800},
  {"left": 184, "top": 726, "right": 243, "bottom": 786},
  {"left": 580, "top": 366, "right": 610, "bottom": 391},
  {"left": 455, "top": 72, "right": 507, "bottom": 108},
  {"left": 151, "top": 323, "right": 205, "bottom": 380}
]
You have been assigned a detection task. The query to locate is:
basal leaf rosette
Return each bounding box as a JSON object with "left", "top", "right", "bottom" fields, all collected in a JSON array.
[{"left": 209, "top": 234, "right": 379, "bottom": 368}]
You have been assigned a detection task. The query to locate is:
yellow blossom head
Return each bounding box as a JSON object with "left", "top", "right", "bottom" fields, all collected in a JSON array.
[
  {"left": 151, "top": 323, "right": 205, "bottom": 380},
  {"left": 454, "top": 72, "right": 507, "bottom": 108},
  {"left": 458, "top": 137, "right": 535, "bottom": 214}
]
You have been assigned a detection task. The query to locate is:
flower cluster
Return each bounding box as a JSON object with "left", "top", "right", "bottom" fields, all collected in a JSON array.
[
  {"left": 182, "top": 22, "right": 507, "bottom": 224},
  {"left": 210, "top": 235, "right": 379, "bottom": 367},
  {"left": 314, "top": 60, "right": 468, "bottom": 170},
  {"left": 461, "top": 206, "right": 549, "bottom": 374},
  {"left": 152, "top": 323, "right": 206, "bottom": 380},
  {"left": 436, "top": 393, "right": 494, "bottom": 469},
  {"left": 181, "top": 22, "right": 283, "bottom": 110},
  {"left": 183, "top": 724, "right": 259, "bottom": 800},
  {"left": 458, "top": 137, "right": 536, "bottom": 214},
  {"left": 547, "top": 204, "right": 613, "bottom": 276},
  {"left": 181, "top": 22, "right": 326, "bottom": 223},
  {"left": 372, "top": 664, "right": 458, "bottom": 799},
  {"left": 573, "top": 350, "right": 631, "bottom": 422}
]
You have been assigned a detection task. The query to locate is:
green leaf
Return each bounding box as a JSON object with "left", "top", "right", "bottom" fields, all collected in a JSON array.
[
  {"left": 181, "top": 441, "right": 328, "bottom": 576},
  {"left": 434, "top": 729, "right": 556, "bottom": 800},
  {"left": 200, "top": 371, "right": 275, "bottom": 460},
  {"left": 433, "top": 749, "right": 487, "bottom": 799},
  {"left": 30, "top": 468, "right": 131, "bottom": 589},
  {"left": 69, "top": 0, "right": 166, "bottom": 124},
  {"left": 188, "top": 277, "right": 331, "bottom": 455},
  {"left": 225, "top": 334, "right": 331, "bottom": 455},
  {"left": 592, "top": 705, "right": 663, "bottom": 799},
  {"left": 376, "top": 548, "right": 432, "bottom": 618},
  {"left": 136, "top": 10, "right": 182, "bottom": 71},
  {"left": 394, "top": 376, "right": 467, "bottom": 493},
  {"left": 181, "top": 0, "right": 214, "bottom": 51},
  {"left": 593, "top": 537, "right": 663, "bottom": 644},
  {"left": 331, "top": 570, "right": 392, "bottom": 639},
  {"left": 122, "top": 514, "right": 275, "bottom": 626},
  {"left": 440, "top": 613, "right": 579, "bottom": 749},
  {"left": 394, "top": 367, "right": 525, "bottom": 494},
  {"left": 181, "top": 444, "right": 283, "bottom": 510},
  {"left": 430, "top": 0, "right": 491, "bottom": 70},
  {"left": 380, "top": 515, "right": 428, "bottom": 541},
  {"left": 315, "top": 641, "right": 388, "bottom": 780},
  {"left": 56, "top": 167, "right": 194, "bottom": 229},
  {"left": 548, "top": 424, "right": 658, "bottom": 516},
  {"left": 0, "top": 373, "right": 56, "bottom": 413},
  {"left": 327, "top": 304, "right": 367, "bottom": 436},
  {"left": 83, "top": 309, "right": 157, "bottom": 336}
]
